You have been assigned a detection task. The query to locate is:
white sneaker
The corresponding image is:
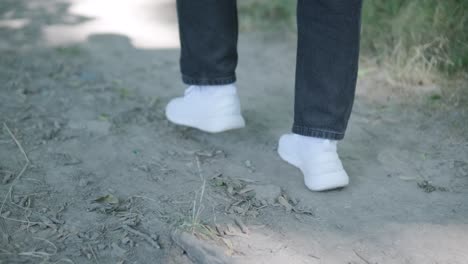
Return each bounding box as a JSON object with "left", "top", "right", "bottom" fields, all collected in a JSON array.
[
  {"left": 278, "top": 133, "right": 349, "bottom": 191},
  {"left": 165, "top": 84, "right": 246, "bottom": 133}
]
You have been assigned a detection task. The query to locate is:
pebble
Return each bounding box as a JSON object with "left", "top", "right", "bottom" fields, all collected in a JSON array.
[
  {"left": 252, "top": 184, "right": 282, "bottom": 205},
  {"left": 78, "top": 178, "right": 89, "bottom": 187}
]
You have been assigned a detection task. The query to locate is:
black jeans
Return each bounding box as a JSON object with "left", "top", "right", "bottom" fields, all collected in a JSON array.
[{"left": 176, "top": 0, "right": 362, "bottom": 140}]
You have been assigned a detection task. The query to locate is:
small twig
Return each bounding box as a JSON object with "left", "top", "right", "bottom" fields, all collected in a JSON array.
[
  {"left": 353, "top": 249, "right": 372, "bottom": 264},
  {"left": 2, "top": 123, "right": 30, "bottom": 166},
  {"left": 195, "top": 155, "right": 203, "bottom": 181},
  {"left": 234, "top": 217, "right": 249, "bottom": 234},
  {"left": 52, "top": 258, "right": 75, "bottom": 264},
  {"left": 0, "top": 216, "right": 42, "bottom": 225},
  {"left": 194, "top": 156, "right": 206, "bottom": 222},
  {"left": 195, "top": 180, "right": 206, "bottom": 223},
  {"left": 191, "top": 200, "right": 196, "bottom": 229},
  {"left": 88, "top": 243, "right": 99, "bottom": 264},
  {"left": 8, "top": 193, "right": 46, "bottom": 212},
  {"left": 34, "top": 237, "right": 58, "bottom": 255},
  {"left": 309, "top": 254, "right": 320, "bottom": 259},
  {"left": 131, "top": 195, "right": 158, "bottom": 202},
  {"left": 17, "top": 237, "right": 58, "bottom": 260},
  {"left": 18, "top": 251, "right": 52, "bottom": 258},
  {"left": 1, "top": 123, "right": 30, "bottom": 216},
  {"left": 122, "top": 225, "right": 160, "bottom": 249},
  {"left": 0, "top": 248, "right": 13, "bottom": 254}
]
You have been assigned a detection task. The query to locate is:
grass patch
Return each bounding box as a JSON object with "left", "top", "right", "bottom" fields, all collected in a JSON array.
[
  {"left": 429, "top": 94, "right": 442, "bottom": 101},
  {"left": 238, "top": 0, "right": 468, "bottom": 83},
  {"left": 362, "top": 0, "right": 468, "bottom": 85},
  {"left": 238, "top": 0, "right": 295, "bottom": 31},
  {"left": 55, "top": 45, "right": 82, "bottom": 57}
]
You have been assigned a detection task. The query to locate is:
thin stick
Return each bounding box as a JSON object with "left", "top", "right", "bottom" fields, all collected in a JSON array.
[
  {"left": 53, "top": 258, "right": 75, "bottom": 264},
  {"left": 88, "top": 243, "right": 99, "bottom": 264},
  {"left": 195, "top": 180, "right": 206, "bottom": 222},
  {"left": 2, "top": 123, "right": 30, "bottom": 165},
  {"left": 1, "top": 216, "right": 42, "bottom": 225},
  {"left": 353, "top": 249, "right": 372, "bottom": 264},
  {"left": 1, "top": 123, "right": 30, "bottom": 216},
  {"left": 195, "top": 155, "right": 203, "bottom": 181},
  {"left": 52, "top": 258, "right": 75, "bottom": 264},
  {"left": 194, "top": 156, "right": 206, "bottom": 222},
  {"left": 34, "top": 237, "right": 58, "bottom": 255},
  {"left": 234, "top": 217, "right": 249, "bottom": 234},
  {"left": 131, "top": 195, "right": 158, "bottom": 202},
  {"left": 18, "top": 251, "right": 52, "bottom": 258},
  {"left": 122, "top": 225, "right": 160, "bottom": 249},
  {"left": 0, "top": 248, "right": 13, "bottom": 254}
]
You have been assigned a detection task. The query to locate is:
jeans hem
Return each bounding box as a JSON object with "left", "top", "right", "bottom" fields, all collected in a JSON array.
[
  {"left": 182, "top": 74, "right": 236, "bottom": 85},
  {"left": 292, "top": 125, "right": 345, "bottom": 140}
]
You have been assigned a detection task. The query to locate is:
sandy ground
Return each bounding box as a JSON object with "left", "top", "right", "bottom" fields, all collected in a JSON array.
[{"left": 1, "top": 1, "right": 468, "bottom": 263}]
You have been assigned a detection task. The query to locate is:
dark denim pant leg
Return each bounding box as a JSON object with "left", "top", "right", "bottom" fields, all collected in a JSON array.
[
  {"left": 293, "top": 0, "right": 363, "bottom": 140},
  {"left": 176, "top": 0, "right": 238, "bottom": 85}
]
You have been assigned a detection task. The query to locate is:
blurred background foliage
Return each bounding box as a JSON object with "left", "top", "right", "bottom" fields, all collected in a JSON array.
[{"left": 238, "top": 0, "right": 468, "bottom": 84}]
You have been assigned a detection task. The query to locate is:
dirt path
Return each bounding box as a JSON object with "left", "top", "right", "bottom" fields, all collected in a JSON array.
[{"left": 1, "top": 1, "right": 467, "bottom": 263}]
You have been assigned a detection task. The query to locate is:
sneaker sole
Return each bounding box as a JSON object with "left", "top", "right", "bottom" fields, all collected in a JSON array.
[
  {"left": 303, "top": 170, "right": 349, "bottom": 191},
  {"left": 167, "top": 114, "right": 246, "bottom": 133}
]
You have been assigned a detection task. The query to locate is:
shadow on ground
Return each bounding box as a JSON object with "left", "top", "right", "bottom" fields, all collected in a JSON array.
[{"left": 1, "top": 1, "right": 467, "bottom": 263}]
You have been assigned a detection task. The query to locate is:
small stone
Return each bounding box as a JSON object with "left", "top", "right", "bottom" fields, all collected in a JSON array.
[
  {"left": 78, "top": 178, "right": 89, "bottom": 187},
  {"left": 1, "top": 211, "right": 11, "bottom": 217},
  {"left": 417, "top": 180, "right": 436, "bottom": 193},
  {"left": 277, "top": 196, "right": 293, "bottom": 212},
  {"left": 97, "top": 244, "right": 107, "bottom": 250},
  {"left": 214, "top": 150, "right": 226, "bottom": 158},
  {"left": 244, "top": 160, "right": 256, "bottom": 173},
  {"left": 68, "top": 120, "right": 110, "bottom": 135},
  {"left": 111, "top": 242, "right": 126, "bottom": 258},
  {"left": 252, "top": 184, "right": 282, "bottom": 205},
  {"left": 89, "top": 232, "right": 99, "bottom": 240},
  {"left": 1, "top": 172, "right": 13, "bottom": 184},
  {"left": 172, "top": 231, "right": 230, "bottom": 264},
  {"left": 290, "top": 197, "right": 299, "bottom": 205},
  {"left": 122, "top": 237, "right": 131, "bottom": 245},
  {"left": 195, "top": 150, "right": 215, "bottom": 158}
]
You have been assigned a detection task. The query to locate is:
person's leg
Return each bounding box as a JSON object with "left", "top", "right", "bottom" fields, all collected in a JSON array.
[
  {"left": 294, "top": 0, "right": 362, "bottom": 138},
  {"left": 166, "top": 0, "right": 245, "bottom": 133},
  {"left": 278, "top": 0, "right": 363, "bottom": 191},
  {"left": 177, "top": 0, "right": 238, "bottom": 85}
]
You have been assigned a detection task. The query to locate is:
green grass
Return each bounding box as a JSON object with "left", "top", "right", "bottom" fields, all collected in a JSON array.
[
  {"left": 238, "top": 0, "right": 468, "bottom": 83},
  {"left": 238, "top": 0, "right": 295, "bottom": 31},
  {"left": 362, "top": 0, "right": 468, "bottom": 84}
]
